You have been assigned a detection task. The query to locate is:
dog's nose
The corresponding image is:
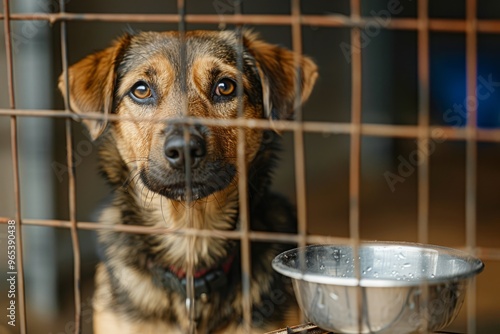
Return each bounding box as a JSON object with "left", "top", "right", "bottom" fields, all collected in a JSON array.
[{"left": 164, "top": 130, "right": 206, "bottom": 169}]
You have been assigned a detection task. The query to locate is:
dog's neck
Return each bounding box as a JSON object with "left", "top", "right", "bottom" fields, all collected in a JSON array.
[{"left": 119, "top": 177, "right": 240, "bottom": 269}]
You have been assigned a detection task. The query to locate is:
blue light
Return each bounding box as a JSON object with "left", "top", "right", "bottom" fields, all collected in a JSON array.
[{"left": 432, "top": 53, "right": 500, "bottom": 128}]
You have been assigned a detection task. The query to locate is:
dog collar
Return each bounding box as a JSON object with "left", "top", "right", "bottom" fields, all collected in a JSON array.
[
  {"left": 156, "top": 254, "right": 236, "bottom": 301},
  {"left": 168, "top": 254, "right": 235, "bottom": 279}
]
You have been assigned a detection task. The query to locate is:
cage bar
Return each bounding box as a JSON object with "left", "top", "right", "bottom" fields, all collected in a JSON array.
[
  {"left": 1, "top": 109, "right": 500, "bottom": 142},
  {"left": 465, "top": 0, "right": 479, "bottom": 333},
  {"left": 57, "top": 0, "right": 83, "bottom": 332},
  {"left": 290, "top": 0, "right": 307, "bottom": 251},
  {"left": 2, "top": 216, "right": 499, "bottom": 260},
  {"left": 232, "top": 2, "right": 254, "bottom": 331},
  {"left": 417, "top": 0, "right": 430, "bottom": 245},
  {"left": 348, "top": 0, "right": 363, "bottom": 332},
  {"left": 2, "top": 0, "right": 28, "bottom": 332},
  {"left": 1, "top": 12, "right": 500, "bottom": 34},
  {"left": 416, "top": 1, "right": 432, "bottom": 332}
]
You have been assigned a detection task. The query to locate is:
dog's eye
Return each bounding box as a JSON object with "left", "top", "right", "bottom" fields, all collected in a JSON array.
[
  {"left": 214, "top": 79, "right": 236, "bottom": 97},
  {"left": 130, "top": 82, "right": 152, "bottom": 101}
]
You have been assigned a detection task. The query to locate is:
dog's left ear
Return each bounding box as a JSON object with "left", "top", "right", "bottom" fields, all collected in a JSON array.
[
  {"left": 243, "top": 31, "right": 318, "bottom": 120},
  {"left": 59, "top": 34, "right": 132, "bottom": 140}
]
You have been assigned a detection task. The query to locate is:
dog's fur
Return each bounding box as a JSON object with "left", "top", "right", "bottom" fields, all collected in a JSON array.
[{"left": 60, "top": 30, "right": 317, "bottom": 333}]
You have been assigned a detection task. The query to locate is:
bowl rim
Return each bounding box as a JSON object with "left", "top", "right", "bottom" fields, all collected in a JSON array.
[{"left": 272, "top": 241, "right": 485, "bottom": 287}]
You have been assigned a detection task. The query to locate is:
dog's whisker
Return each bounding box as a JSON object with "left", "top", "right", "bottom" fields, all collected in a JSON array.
[
  {"left": 203, "top": 196, "right": 208, "bottom": 211},
  {"left": 133, "top": 172, "right": 145, "bottom": 188},
  {"left": 177, "top": 199, "right": 187, "bottom": 209},
  {"left": 140, "top": 185, "right": 147, "bottom": 206},
  {"left": 142, "top": 189, "right": 149, "bottom": 207},
  {"left": 144, "top": 190, "right": 150, "bottom": 208},
  {"left": 211, "top": 192, "right": 224, "bottom": 212},
  {"left": 122, "top": 170, "right": 142, "bottom": 192},
  {"left": 144, "top": 189, "right": 153, "bottom": 208},
  {"left": 148, "top": 192, "right": 156, "bottom": 208},
  {"left": 159, "top": 195, "right": 167, "bottom": 226},
  {"left": 170, "top": 197, "right": 182, "bottom": 212},
  {"left": 122, "top": 170, "right": 137, "bottom": 187}
]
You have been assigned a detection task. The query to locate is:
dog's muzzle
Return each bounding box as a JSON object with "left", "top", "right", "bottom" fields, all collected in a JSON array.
[
  {"left": 163, "top": 125, "right": 206, "bottom": 169},
  {"left": 140, "top": 124, "right": 236, "bottom": 200}
]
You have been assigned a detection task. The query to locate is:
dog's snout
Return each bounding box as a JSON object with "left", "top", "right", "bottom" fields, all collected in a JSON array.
[{"left": 164, "top": 130, "right": 206, "bottom": 169}]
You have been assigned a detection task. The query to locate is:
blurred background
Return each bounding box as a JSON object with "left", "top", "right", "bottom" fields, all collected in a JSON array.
[{"left": 0, "top": 0, "right": 499, "bottom": 333}]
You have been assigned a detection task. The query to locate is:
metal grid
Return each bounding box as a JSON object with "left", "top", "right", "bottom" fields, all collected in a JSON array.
[{"left": 0, "top": 0, "right": 499, "bottom": 333}]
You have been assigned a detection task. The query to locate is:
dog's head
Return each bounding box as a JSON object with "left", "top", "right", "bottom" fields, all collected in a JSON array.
[{"left": 60, "top": 30, "right": 317, "bottom": 201}]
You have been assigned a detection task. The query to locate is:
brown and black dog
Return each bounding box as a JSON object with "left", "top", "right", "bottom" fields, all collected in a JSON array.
[{"left": 60, "top": 30, "right": 317, "bottom": 333}]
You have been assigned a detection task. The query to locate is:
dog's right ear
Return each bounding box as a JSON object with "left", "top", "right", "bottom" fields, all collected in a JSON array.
[
  {"left": 59, "top": 34, "right": 132, "bottom": 140},
  {"left": 243, "top": 31, "right": 318, "bottom": 120}
]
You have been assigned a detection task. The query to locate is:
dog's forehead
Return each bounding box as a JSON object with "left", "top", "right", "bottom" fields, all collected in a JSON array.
[{"left": 121, "top": 31, "right": 241, "bottom": 71}]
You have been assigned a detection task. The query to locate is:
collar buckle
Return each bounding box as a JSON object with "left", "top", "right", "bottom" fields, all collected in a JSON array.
[
  {"left": 180, "top": 268, "right": 228, "bottom": 301},
  {"left": 161, "top": 266, "right": 230, "bottom": 303}
]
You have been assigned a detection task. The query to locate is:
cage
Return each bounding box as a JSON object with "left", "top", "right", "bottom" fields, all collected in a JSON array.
[{"left": 0, "top": 0, "right": 499, "bottom": 333}]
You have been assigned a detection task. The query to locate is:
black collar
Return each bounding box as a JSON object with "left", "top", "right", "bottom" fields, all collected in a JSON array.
[{"left": 150, "top": 254, "right": 237, "bottom": 301}]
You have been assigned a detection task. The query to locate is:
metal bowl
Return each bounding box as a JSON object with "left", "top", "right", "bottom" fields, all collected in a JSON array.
[{"left": 272, "top": 242, "right": 484, "bottom": 334}]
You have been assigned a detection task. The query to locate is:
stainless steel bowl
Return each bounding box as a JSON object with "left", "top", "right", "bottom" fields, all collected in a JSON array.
[{"left": 272, "top": 242, "right": 484, "bottom": 334}]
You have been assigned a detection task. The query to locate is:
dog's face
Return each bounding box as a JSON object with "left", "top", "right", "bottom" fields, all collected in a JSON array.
[{"left": 60, "top": 30, "right": 317, "bottom": 201}]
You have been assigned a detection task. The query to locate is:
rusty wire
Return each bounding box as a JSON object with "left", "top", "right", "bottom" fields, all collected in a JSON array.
[
  {"left": 1, "top": 109, "right": 500, "bottom": 142},
  {"left": 1, "top": 12, "right": 500, "bottom": 33},
  {"left": 57, "top": 0, "right": 83, "bottom": 331},
  {"left": 232, "top": 3, "right": 253, "bottom": 332},
  {"left": 2, "top": 0, "right": 27, "bottom": 332},
  {"left": 465, "top": 1, "right": 479, "bottom": 333},
  {"left": 348, "top": 0, "right": 363, "bottom": 331},
  {"left": 417, "top": 0, "right": 430, "bottom": 245}
]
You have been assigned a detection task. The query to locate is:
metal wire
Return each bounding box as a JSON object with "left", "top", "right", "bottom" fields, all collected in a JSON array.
[
  {"left": 173, "top": 1, "right": 198, "bottom": 333},
  {"left": 347, "top": 0, "right": 363, "bottom": 331},
  {"left": 416, "top": 3, "right": 432, "bottom": 330},
  {"left": 2, "top": 0, "right": 27, "bottom": 332},
  {"left": 2, "top": 12, "right": 500, "bottom": 33},
  {"left": 465, "top": 1, "right": 479, "bottom": 333},
  {"left": 1, "top": 216, "right": 499, "bottom": 259},
  {"left": 232, "top": 2, "right": 253, "bottom": 331},
  {"left": 417, "top": 0, "right": 430, "bottom": 246},
  {"left": 58, "top": 0, "right": 82, "bottom": 332},
  {"left": 1, "top": 109, "right": 500, "bottom": 142}
]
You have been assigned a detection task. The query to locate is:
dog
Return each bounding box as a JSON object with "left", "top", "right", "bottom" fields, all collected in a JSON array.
[{"left": 59, "top": 30, "right": 317, "bottom": 333}]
